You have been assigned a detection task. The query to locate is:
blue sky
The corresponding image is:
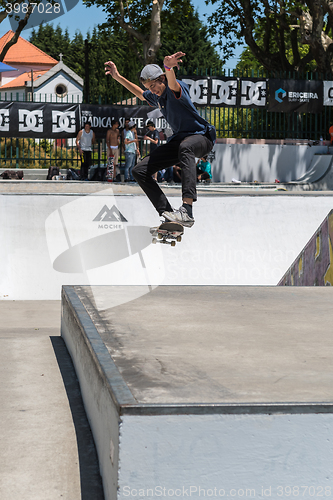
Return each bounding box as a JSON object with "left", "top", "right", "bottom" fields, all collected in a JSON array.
[{"left": 0, "top": 0, "right": 244, "bottom": 69}]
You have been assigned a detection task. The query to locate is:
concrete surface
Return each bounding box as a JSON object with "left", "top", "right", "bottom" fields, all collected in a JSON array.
[
  {"left": 2, "top": 178, "right": 333, "bottom": 195},
  {"left": 74, "top": 285, "right": 333, "bottom": 406},
  {"left": 0, "top": 301, "right": 104, "bottom": 500}
]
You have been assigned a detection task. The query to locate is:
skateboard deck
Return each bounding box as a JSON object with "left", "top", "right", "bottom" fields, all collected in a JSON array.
[
  {"left": 150, "top": 221, "right": 184, "bottom": 246},
  {"left": 106, "top": 155, "right": 114, "bottom": 182}
]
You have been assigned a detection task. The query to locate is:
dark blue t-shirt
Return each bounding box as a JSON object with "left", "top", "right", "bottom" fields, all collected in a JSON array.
[
  {"left": 146, "top": 128, "right": 160, "bottom": 152},
  {"left": 143, "top": 80, "right": 216, "bottom": 143}
]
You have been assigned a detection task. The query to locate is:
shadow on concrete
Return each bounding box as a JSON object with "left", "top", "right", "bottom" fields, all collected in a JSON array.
[{"left": 50, "top": 337, "right": 105, "bottom": 500}]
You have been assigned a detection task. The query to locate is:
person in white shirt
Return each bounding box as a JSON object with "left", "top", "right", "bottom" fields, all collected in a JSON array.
[{"left": 76, "top": 121, "right": 96, "bottom": 180}]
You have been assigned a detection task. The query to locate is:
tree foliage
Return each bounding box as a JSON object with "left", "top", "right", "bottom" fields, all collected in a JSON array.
[
  {"left": 206, "top": 0, "right": 333, "bottom": 74},
  {"left": 29, "top": 23, "right": 141, "bottom": 99},
  {"left": 83, "top": 0, "right": 195, "bottom": 64},
  {"left": 160, "top": 7, "right": 222, "bottom": 71}
]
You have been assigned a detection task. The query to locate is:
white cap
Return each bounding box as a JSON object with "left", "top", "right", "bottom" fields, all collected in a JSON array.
[{"left": 140, "top": 64, "right": 163, "bottom": 82}]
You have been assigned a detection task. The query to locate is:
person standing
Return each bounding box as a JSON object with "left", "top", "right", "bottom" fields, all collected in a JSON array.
[
  {"left": 124, "top": 121, "right": 139, "bottom": 181},
  {"left": 106, "top": 119, "right": 120, "bottom": 180},
  {"left": 144, "top": 120, "right": 160, "bottom": 181},
  {"left": 76, "top": 121, "right": 95, "bottom": 180},
  {"left": 144, "top": 120, "right": 160, "bottom": 154},
  {"left": 105, "top": 51, "right": 215, "bottom": 226}
]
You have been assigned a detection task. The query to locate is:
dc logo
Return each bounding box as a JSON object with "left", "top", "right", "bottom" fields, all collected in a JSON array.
[
  {"left": 182, "top": 79, "right": 209, "bottom": 105},
  {"left": 275, "top": 88, "right": 287, "bottom": 103},
  {"left": 18, "top": 109, "right": 43, "bottom": 132},
  {"left": 241, "top": 80, "right": 266, "bottom": 106},
  {"left": 0, "top": 109, "right": 10, "bottom": 131},
  {"left": 52, "top": 111, "right": 76, "bottom": 133},
  {"left": 211, "top": 79, "right": 237, "bottom": 105}
]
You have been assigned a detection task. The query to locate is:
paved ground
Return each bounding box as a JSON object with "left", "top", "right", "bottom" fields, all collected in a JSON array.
[{"left": 0, "top": 301, "right": 104, "bottom": 500}]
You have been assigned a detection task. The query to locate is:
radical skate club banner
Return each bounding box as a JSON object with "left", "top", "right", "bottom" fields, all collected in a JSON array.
[
  {"left": 0, "top": 102, "right": 80, "bottom": 138},
  {"left": 268, "top": 79, "right": 323, "bottom": 113},
  {"left": 80, "top": 104, "right": 172, "bottom": 139},
  {"left": 178, "top": 76, "right": 267, "bottom": 108}
]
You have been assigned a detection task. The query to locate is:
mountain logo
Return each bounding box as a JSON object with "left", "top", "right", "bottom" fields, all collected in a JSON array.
[{"left": 93, "top": 205, "right": 128, "bottom": 222}]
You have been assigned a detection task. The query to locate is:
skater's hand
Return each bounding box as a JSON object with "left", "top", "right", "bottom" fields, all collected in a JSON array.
[
  {"left": 105, "top": 61, "right": 120, "bottom": 79},
  {"left": 164, "top": 52, "right": 185, "bottom": 70}
]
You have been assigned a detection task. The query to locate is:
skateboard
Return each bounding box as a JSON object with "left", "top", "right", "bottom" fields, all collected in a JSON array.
[
  {"left": 106, "top": 155, "right": 114, "bottom": 182},
  {"left": 150, "top": 221, "right": 184, "bottom": 247}
]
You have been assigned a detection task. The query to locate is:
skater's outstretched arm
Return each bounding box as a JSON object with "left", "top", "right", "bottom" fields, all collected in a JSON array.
[
  {"left": 163, "top": 51, "right": 185, "bottom": 93},
  {"left": 105, "top": 61, "right": 145, "bottom": 101}
]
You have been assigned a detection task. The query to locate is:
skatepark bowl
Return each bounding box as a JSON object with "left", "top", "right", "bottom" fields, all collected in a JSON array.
[{"left": 1, "top": 179, "right": 333, "bottom": 500}]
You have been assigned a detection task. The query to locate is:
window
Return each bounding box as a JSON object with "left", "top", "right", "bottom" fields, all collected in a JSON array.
[{"left": 55, "top": 83, "right": 68, "bottom": 98}]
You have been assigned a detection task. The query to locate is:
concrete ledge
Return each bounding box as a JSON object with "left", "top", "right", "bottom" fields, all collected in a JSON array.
[{"left": 61, "top": 286, "right": 130, "bottom": 500}]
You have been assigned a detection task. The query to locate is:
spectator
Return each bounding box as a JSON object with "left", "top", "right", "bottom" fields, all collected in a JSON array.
[
  {"left": 106, "top": 119, "right": 120, "bottom": 180},
  {"left": 144, "top": 120, "right": 160, "bottom": 153},
  {"left": 124, "top": 121, "right": 139, "bottom": 181},
  {"left": 144, "top": 120, "right": 160, "bottom": 181},
  {"left": 76, "top": 121, "right": 95, "bottom": 180},
  {"left": 196, "top": 156, "right": 212, "bottom": 183}
]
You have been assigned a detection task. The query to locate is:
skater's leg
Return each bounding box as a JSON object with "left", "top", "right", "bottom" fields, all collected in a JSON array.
[
  {"left": 179, "top": 134, "right": 213, "bottom": 201},
  {"left": 162, "top": 134, "right": 213, "bottom": 226},
  {"left": 132, "top": 142, "right": 179, "bottom": 215}
]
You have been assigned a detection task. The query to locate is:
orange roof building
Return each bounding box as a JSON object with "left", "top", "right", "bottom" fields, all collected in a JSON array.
[
  {"left": 0, "top": 30, "right": 57, "bottom": 67},
  {"left": 0, "top": 31, "right": 83, "bottom": 102}
]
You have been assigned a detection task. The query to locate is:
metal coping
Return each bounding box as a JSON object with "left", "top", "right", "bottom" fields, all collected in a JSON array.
[{"left": 62, "top": 285, "right": 333, "bottom": 417}]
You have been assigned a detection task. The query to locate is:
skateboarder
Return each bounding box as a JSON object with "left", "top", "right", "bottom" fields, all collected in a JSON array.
[{"left": 105, "top": 51, "right": 216, "bottom": 227}]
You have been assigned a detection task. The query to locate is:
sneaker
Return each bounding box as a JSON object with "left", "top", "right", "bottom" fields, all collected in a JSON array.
[{"left": 162, "top": 206, "right": 195, "bottom": 227}]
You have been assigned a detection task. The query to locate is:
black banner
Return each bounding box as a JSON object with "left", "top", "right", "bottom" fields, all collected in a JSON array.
[
  {"left": 81, "top": 104, "right": 172, "bottom": 139},
  {"left": 0, "top": 102, "right": 80, "bottom": 138},
  {"left": 268, "top": 79, "right": 323, "bottom": 113}
]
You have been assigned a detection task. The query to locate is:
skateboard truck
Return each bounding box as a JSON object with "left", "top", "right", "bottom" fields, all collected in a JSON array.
[{"left": 150, "top": 221, "right": 184, "bottom": 247}]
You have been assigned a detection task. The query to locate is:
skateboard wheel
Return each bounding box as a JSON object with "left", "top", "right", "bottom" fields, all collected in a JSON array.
[
  {"left": 152, "top": 238, "right": 157, "bottom": 244},
  {"left": 171, "top": 241, "right": 176, "bottom": 247},
  {"left": 157, "top": 233, "right": 163, "bottom": 240},
  {"left": 176, "top": 236, "right": 182, "bottom": 242}
]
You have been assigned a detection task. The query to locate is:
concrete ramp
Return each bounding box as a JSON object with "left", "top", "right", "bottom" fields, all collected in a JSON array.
[
  {"left": 290, "top": 154, "right": 333, "bottom": 183},
  {"left": 62, "top": 285, "right": 333, "bottom": 500},
  {"left": 278, "top": 209, "right": 333, "bottom": 285}
]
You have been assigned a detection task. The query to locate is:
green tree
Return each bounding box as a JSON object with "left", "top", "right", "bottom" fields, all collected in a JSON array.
[
  {"left": 160, "top": 8, "right": 222, "bottom": 71},
  {"left": 206, "top": 0, "right": 333, "bottom": 74},
  {"left": 83, "top": 0, "right": 194, "bottom": 64}
]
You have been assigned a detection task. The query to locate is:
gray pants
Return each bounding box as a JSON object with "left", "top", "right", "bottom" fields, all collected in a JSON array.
[{"left": 132, "top": 134, "right": 213, "bottom": 215}]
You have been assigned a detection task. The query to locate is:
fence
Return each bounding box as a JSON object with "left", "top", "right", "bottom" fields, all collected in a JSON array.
[
  {"left": 1, "top": 69, "right": 333, "bottom": 168},
  {"left": 0, "top": 135, "right": 153, "bottom": 170}
]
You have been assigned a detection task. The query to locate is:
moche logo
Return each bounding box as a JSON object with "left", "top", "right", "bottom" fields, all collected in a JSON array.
[{"left": 93, "top": 205, "right": 128, "bottom": 223}]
